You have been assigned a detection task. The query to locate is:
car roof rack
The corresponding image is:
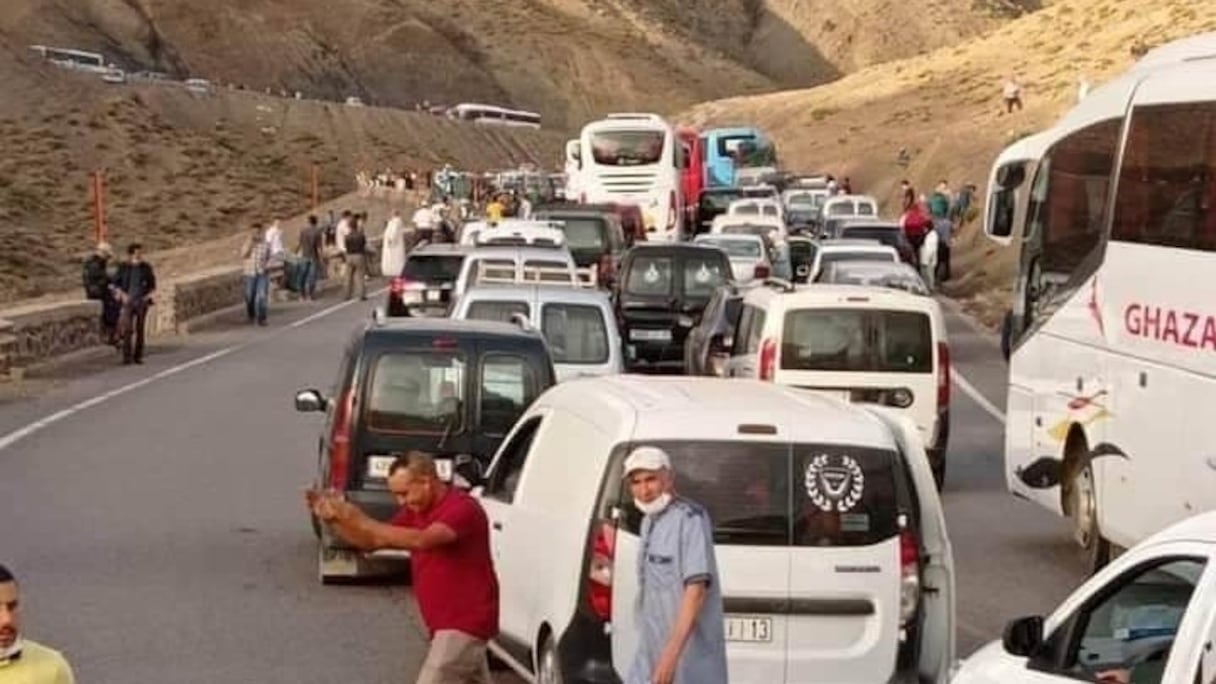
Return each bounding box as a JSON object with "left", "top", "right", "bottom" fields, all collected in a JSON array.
[{"left": 761, "top": 277, "right": 796, "bottom": 293}]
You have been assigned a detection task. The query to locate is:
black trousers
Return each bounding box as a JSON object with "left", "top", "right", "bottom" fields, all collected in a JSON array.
[{"left": 119, "top": 301, "right": 149, "bottom": 362}]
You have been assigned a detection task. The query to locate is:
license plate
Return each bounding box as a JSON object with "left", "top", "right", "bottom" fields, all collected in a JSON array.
[
  {"left": 425, "top": 290, "right": 441, "bottom": 302},
  {"left": 630, "top": 328, "right": 671, "bottom": 342},
  {"left": 725, "top": 616, "right": 773, "bottom": 643},
  {"left": 367, "top": 456, "right": 452, "bottom": 480}
]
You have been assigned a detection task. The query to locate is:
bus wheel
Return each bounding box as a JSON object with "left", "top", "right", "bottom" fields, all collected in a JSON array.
[{"left": 1067, "top": 454, "right": 1111, "bottom": 573}]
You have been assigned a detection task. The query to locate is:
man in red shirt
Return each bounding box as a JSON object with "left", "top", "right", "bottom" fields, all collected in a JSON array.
[{"left": 308, "top": 451, "right": 499, "bottom": 684}]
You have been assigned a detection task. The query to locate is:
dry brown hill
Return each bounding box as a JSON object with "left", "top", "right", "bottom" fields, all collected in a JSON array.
[
  {"left": 0, "top": 39, "right": 562, "bottom": 304},
  {"left": 683, "top": 0, "right": 1216, "bottom": 326}
]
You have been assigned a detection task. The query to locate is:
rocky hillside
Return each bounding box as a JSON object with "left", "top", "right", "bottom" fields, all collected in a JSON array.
[{"left": 683, "top": 0, "right": 1216, "bottom": 325}]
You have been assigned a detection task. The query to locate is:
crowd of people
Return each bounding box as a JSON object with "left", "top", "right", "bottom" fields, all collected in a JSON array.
[{"left": 897, "top": 178, "right": 976, "bottom": 290}]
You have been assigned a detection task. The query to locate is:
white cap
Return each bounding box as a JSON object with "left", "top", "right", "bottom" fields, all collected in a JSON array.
[{"left": 622, "top": 446, "right": 671, "bottom": 478}]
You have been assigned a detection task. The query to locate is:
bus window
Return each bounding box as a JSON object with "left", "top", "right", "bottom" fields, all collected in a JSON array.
[{"left": 987, "top": 162, "right": 1027, "bottom": 239}]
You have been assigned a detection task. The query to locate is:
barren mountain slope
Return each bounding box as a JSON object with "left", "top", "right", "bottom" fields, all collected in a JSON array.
[
  {"left": 0, "top": 40, "right": 562, "bottom": 304},
  {"left": 684, "top": 0, "right": 1216, "bottom": 325}
]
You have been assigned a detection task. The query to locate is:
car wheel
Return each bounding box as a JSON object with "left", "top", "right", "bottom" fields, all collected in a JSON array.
[
  {"left": 536, "top": 635, "right": 563, "bottom": 684},
  {"left": 1066, "top": 454, "right": 1111, "bottom": 573}
]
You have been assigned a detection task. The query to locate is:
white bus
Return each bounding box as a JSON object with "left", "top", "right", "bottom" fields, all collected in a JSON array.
[
  {"left": 447, "top": 103, "right": 541, "bottom": 129},
  {"left": 984, "top": 31, "right": 1216, "bottom": 572},
  {"left": 577, "top": 112, "right": 685, "bottom": 241},
  {"left": 29, "top": 45, "right": 108, "bottom": 73}
]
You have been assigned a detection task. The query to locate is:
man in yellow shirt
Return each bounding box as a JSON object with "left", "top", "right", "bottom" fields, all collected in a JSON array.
[
  {"left": 485, "top": 194, "right": 505, "bottom": 223},
  {"left": 0, "top": 564, "right": 74, "bottom": 683}
]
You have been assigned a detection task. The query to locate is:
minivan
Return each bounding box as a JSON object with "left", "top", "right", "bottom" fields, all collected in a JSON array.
[
  {"left": 293, "top": 316, "right": 557, "bottom": 581},
  {"left": 475, "top": 376, "right": 955, "bottom": 683}
]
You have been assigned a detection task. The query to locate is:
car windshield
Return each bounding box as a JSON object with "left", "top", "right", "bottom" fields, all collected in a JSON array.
[
  {"left": 466, "top": 300, "right": 530, "bottom": 322},
  {"left": 608, "top": 440, "right": 905, "bottom": 547},
  {"left": 786, "top": 193, "right": 816, "bottom": 207},
  {"left": 698, "top": 238, "right": 763, "bottom": 258},
  {"left": 781, "top": 309, "right": 933, "bottom": 372},
  {"left": 827, "top": 203, "right": 857, "bottom": 216},
  {"left": 402, "top": 254, "right": 464, "bottom": 282},
  {"left": 841, "top": 226, "right": 904, "bottom": 249},
  {"left": 683, "top": 256, "right": 729, "bottom": 298},
  {"left": 591, "top": 130, "right": 665, "bottom": 166},
  {"left": 541, "top": 303, "right": 609, "bottom": 364},
  {"left": 625, "top": 254, "right": 728, "bottom": 298},
  {"left": 733, "top": 204, "right": 760, "bottom": 215},
  {"left": 365, "top": 352, "right": 466, "bottom": 434},
  {"left": 551, "top": 217, "right": 606, "bottom": 263},
  {"left": 820, "top": 251, "right": 896, "bottom": 269}
]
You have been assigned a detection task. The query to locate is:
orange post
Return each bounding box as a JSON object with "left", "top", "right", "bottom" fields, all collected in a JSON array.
[{"left": 91, "top": 170, "right": 107, "bottom": 243}]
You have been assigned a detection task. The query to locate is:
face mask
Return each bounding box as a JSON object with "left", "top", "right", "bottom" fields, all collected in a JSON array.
[
  {"left": 634, "top": 492, "right": 672, "bottom": 517},
  {"left": 0, "top": 637, "right": 23, "bottom": 664}
]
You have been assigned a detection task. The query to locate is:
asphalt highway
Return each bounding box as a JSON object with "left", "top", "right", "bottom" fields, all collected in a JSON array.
[{"left": 0, "top": 287, "right": 1087, "bottom": 683}]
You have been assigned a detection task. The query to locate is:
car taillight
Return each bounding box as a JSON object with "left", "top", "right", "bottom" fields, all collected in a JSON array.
[
  {"left": 328, "top": 389, "right": 355, "bottom": 490},
  {"left": 587, "top": 520, "right": 616, "bottom": 620},
  {"left": 753, "top": 263, "right": 770, "bottom": 279},
  {"left": 937, "top": 342, "right": 950, "bottom": 407},
  {"left": 758, "top": 338, "right": 776, "bottom": 381},
  {"left": 899, "top": 525, "right": 921, "bottom": 627}
]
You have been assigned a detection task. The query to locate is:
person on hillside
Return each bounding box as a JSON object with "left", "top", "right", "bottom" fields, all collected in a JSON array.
[
  {"left": 296, "top": 215, "right": 324, "bottom": 302},
  {"left": 110, "top": 243, "right": 157, "bottom": 365},
  {"left": 83, "top": 241, "right": 119, "bottom": 346},
  {"left": 1002, "top": 75, "right": 1023, "bottom": 114},
  {"left": 0, "top": 563, "right": 76, "bottom": 683},
  {"left": 381, "top": 210, "right": 407, "bottom": 278},
  {"left": 900, "top": 180, "right": 916, "bottom": 212},
  {"left": 950, "top": 183, "right": 975, "bottom": 228},
  {"left": 240, "top": 224, "right": 271, "bottom": 326}
]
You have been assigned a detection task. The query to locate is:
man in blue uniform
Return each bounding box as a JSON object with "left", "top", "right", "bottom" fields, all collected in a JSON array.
[{"left": 623, "top": 446, "right": 728, "bottom": 684}]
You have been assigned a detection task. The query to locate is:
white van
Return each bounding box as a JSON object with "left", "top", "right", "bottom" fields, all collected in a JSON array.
[
  {"left": 477, "top": 376, "right": 955, "bottom": 684},
  {"left": 724, "top": 282, "right": 951, "bottom": 487},
  {"left": 450, "top": 285, "right": 624, "bottom": 381},
  {"left": 821, "top": 194, "right": 879, "bottom": 220},
  {"left": 452, "top": 245, "right": 581, "bottom": 307}
]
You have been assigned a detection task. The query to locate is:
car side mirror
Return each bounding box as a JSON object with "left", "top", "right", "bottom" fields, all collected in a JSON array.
[
  {"left": 1002, "top": 615, "right": 1044, "bottom": 657},
  {"left": 294, "top": 389, "right": 327, "bottom": 413},
  {"left": 451, "top": 453, "right": 485, "bottom": 490}
]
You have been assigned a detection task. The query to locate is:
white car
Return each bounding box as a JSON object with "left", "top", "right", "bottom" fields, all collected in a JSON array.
[
  {"left": 821, "top": 194, "right": 880, "bottom": 220},
  {"left": 450, "top": 284, "right": 623, "bottom": 381},
  {"left": 459, "top": 221, "right": 567, "bottom": 247},
  {"left": 809, "top": 239, "right": 900, "bottom": 282},
  {"left": 819, "top": 261, "right": 930, "bottom": 296},
  {"left": 183, "top": 78, "right": 213, "bottom": 95},
  {"left": 727, "top": 198, "right": 784, "bottom": 223},
  {"left": 693, "top": 233, "right": 773, "bottom": 282},
  {"left": 724, "top": 282, "right": 951, "bottom": 487},
  {"left": 951, "top": 510, "right": 1216, "bottom": 684},
  {"left": 452, "top": 245, "right": 581, "bottom": 309},
  {"left": 476, "top": 376, "right": 955, "bottom": 684},
  {"left": 101, "top": 67, "right": 126, "bottom": 84}
]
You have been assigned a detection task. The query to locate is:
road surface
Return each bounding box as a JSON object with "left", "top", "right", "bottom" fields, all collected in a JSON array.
[{"left": 0, "top": 288, "right": 1087, "bottom": 683}]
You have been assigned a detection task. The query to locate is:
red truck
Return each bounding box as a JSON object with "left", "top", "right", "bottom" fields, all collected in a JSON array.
[{"left": 677, "top": 126, "right": 705, "bottom": 231}]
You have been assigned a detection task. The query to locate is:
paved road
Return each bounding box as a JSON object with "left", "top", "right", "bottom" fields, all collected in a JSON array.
[{"left": 0, "top": 288, "right": 1087, "bottom": 683}]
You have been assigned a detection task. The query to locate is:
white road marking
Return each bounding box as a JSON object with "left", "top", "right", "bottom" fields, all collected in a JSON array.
[
  {"left": 953, "top": 371, "right": 1007, "bottom": 425},
  {"left": 0, "top": 289, "right": 385, "bottom": 453}
]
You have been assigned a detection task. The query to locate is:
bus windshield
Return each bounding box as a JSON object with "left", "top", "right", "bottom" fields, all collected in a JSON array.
[{"left": 591, "top": 130, "right": 665, "bottom": 166}]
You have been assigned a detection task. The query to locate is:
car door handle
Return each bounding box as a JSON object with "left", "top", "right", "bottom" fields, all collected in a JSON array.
[{"left": 492, "top": 521, "right": 503, "bottom": 531}]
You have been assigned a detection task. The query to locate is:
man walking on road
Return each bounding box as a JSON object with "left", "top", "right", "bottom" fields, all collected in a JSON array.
[
  {"left": 110, "top": 243, "right": 156, "bottom": 365},
  {"left": 240, "top": 225, "right": 271, "bottom": 326},
  {"left": 343, "top": 217, "right": 369, "bottom": 301},
  {"left": 623, "top": 446, "right": 727, "bottom": 684},
  {"left": 296, "top": 215, "right": 324, "bottom": 301},
  {"left": 308, "top": 452, "right": 498, "bottom": 684},
  {"left": 0, "top": 564, "right": 76, "bottom": 683}
]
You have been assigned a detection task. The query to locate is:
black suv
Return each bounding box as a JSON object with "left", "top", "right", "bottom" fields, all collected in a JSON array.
[
  {"left": 612, "top": 243, "right": 732, "bottom": 372},
  {"left": 294, "top": 316, "right": 557, "bottom": 582}
]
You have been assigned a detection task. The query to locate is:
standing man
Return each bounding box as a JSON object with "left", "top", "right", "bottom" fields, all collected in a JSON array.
[
  {"left": 0, "top": 564, "right": 75, "bottom": 683},
  {"left": 296, "top": 215, "right": 324, "bottom": 301},
  {"left": 623, "top": 446, "right": 727, "bottom": 684},
  {"left": 343, "top": 216, "right": 369, "bottom": 301},
  {"left": 110, "top": 243, "right": 156, "bottom": 365},
  {"left": 307, "top": 452, "right": 498, "bottom": 684},
  {"left": 82, "top": 242, "right": 118, "bottom": 346},
  {"left": 240, "top": 224, "right": 271, "bottom": 325}
]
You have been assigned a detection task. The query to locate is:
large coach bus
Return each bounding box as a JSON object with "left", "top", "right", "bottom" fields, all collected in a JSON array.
[
  {"left": 578, "top": 113, "right": 685, "bottom": 241},
  {"left": 983, "top": 31, "right": 1216, "bottom": 571},
  {"left": 701, "top": 126, "right": 777, "bottom": 188}
]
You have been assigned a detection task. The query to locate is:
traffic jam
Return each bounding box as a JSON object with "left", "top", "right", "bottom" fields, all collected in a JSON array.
[{"left": 297, "top": 34, "right": 1216, "bottom": 684}]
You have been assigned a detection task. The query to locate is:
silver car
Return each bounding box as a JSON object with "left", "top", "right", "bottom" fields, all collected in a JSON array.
[
  {"left": 819, "top": 260, "right": 930, "bottom": 296},
  {"left": 692, "top": 233, "right": 772, "bottom": 283},
  {"left": 450, "top": 285, "right": 624, "bottom": 381}
]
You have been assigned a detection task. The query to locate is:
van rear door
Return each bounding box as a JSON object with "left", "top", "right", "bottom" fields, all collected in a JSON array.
[
  {"left": 786, "top": 444, "right": 910, "bottom": 683},
  {"left": 774, "top": 307, "right": 939, "bottom": 443}
]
